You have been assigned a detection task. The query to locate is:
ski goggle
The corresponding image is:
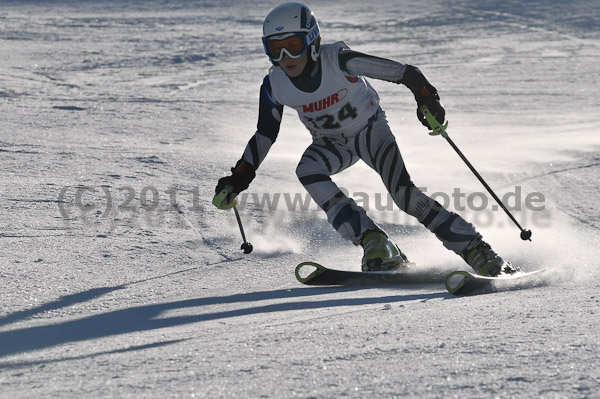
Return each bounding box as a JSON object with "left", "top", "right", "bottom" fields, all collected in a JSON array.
[{"left": 263, "top": 33, "right": 309, "bottom": 62}]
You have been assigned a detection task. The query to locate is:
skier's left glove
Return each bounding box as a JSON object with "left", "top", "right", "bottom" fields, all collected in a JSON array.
[
  {"left": 213, "top": 159, "right": 256, "bottom": 210},
  {"left": 399, "top": 65, "right": 446, "bottom": 129},
  {"left": 415, "top": 84, "right": 445, "bottom": 129}
]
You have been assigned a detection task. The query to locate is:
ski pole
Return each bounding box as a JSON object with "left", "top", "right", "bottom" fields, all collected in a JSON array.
[
  {"left": 421, "top": 107, "right": 532, "bottom": 241},
  {"left": 213, "top": 186, "right": 254, "bottom": 253},
  {"left": 233, "top": 206, "right": 253, "bottom": 254}
]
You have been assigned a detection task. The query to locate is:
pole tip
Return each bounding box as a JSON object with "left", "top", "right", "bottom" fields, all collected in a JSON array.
[
  {"left": 520, "top": 230, "right": 532, "bottom": 241},
  {"left": 241, "top": 242, "right": 253, "bottom": 254}
]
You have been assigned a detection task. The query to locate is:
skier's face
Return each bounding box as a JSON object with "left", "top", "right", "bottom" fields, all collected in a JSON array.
[{"left": 279, "top": 52, "right": 307, "bottom": 78}]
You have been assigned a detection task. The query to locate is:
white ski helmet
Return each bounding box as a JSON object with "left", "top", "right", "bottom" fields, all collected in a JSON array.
[{"left": 262, "top": 2, "right": 321, "bottom": 63}]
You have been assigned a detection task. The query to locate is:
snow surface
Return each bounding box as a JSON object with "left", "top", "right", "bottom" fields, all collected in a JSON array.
[{"left": 1, "top": 0, "right": 599, "bottom": 398}]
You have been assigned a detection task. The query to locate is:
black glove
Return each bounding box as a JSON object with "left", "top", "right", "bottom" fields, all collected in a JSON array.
[
  {"left": 213, "top": 159, "right": 256, "bottom": 209},
  {"left": 399, "top": 65, "right": 446, "bottom": 129},
  {"left": 415, "top": 84, "right": 445, "bottom": 129}
]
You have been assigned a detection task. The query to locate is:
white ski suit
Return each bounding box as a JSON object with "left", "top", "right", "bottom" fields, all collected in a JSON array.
[{"left": 241, "top": 42, "right": 479, "bottom": 253}]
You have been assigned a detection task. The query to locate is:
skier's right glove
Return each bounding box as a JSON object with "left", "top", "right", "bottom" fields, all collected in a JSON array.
[{"left": 213, "top": 159, "right": 256, "bottom": 210}]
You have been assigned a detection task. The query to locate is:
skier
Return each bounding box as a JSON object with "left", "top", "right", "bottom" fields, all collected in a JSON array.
[{"left": 213, "top": 2, "right": 516, "bottom": 276}]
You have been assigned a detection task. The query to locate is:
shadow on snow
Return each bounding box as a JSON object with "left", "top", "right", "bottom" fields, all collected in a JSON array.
[{"left": 0, "top": 283, "right": 448, "bottom": 361}]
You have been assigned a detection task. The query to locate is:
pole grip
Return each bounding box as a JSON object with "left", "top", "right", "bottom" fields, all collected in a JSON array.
[
  {"left": 212, "top": 185, "right": 237, "bottom": 210},
  {"left": 421, "top": 107, "right": 449, "bottom": 137}
]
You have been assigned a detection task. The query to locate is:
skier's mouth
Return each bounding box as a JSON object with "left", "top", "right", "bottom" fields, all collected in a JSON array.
[
  {"left": 282, "top": 62, "right": 302, "bottom": 77},
  {"left": 279, "top": 53, "right": 306, "bottom": 78}
]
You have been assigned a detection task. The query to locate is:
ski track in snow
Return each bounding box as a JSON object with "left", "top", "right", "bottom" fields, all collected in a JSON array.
[{"left": 1, "top": 1, "right": 599, "bottom": 398}]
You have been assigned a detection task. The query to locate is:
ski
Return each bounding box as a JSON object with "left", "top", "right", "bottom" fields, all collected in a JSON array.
[
  {"left": 295, "top": 261, "right": 439, "bottom": 286},
  {"left": 445, "top": 268, "right": 548, "bottom": 296}
]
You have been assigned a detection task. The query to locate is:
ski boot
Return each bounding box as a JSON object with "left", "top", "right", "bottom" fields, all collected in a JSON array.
[
  {"left": 360, "top": 230, "right": 410, "bottom": 272},
  {"left": 462, "top": 239, "right": 520, "bottom": 277}
]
